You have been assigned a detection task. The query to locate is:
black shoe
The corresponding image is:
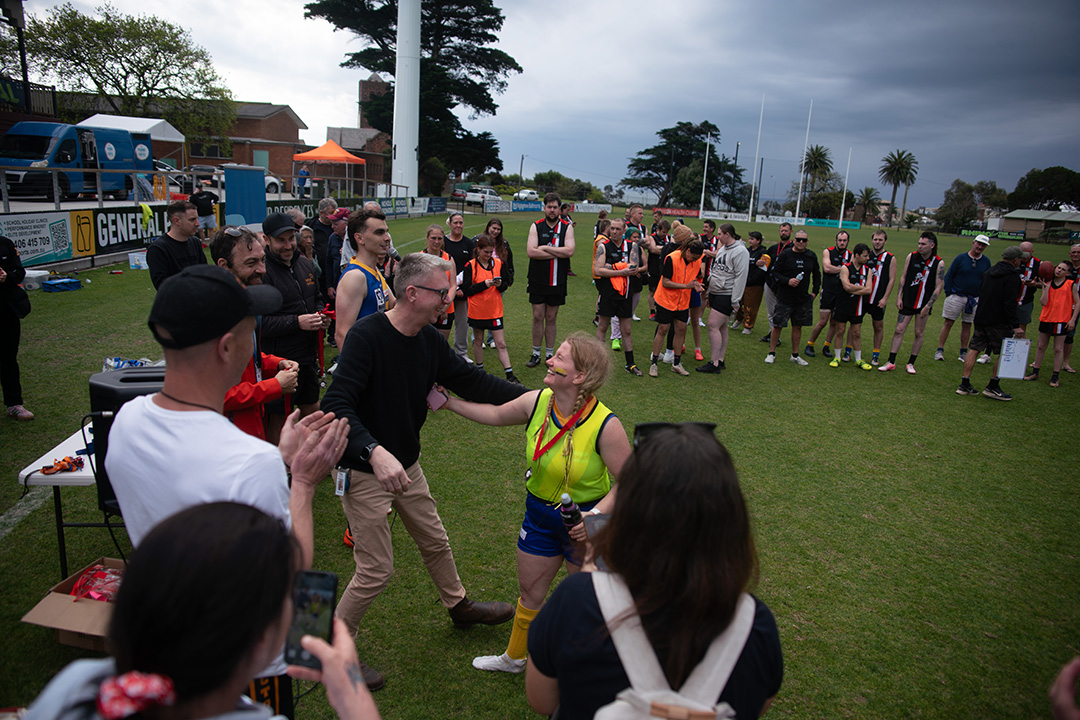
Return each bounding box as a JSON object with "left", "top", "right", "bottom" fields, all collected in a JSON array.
[
  {"left": 695, "top": 362, "right": 722, "bottom": 373},
  {"left": 955, "top": 383, "right": 978, "bottom": 396},
  {"left": 759, "top": 334, "right": 771, "bottom": 343},
  {"left": 804, "top": 345, "right": 815, "bottom": 357},
  {"left": 982, "top": 386, "right": 1012, "bottom": 401},
  {"left": 449, "top": 597, "right": 515, "bottom": 628},
  {"left": 525, "top": 354, "right": 541, "bottom": 368},
  {"left": 359, "top": 660, "right": 385, "bottom": 691},
  {"left": 505, "top": 372, "right": 522, "bottom": 385}
]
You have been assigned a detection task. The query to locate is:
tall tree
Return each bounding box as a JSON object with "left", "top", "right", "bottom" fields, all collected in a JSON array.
[
  {"left": 23, "top": 3, "right": 235, "bottom": 146},
  {"left": 305, "top": 0, "right": 521, "bottom": 177},
  {"left": 622, "top": 121, "right": 742, "bottom": 207},
  {"left": 855, "top": 186, "right": 881, "bottom": 223},
  {"left": 800, "top": 144, "right": 833, "bottom": 204},
  {"left": 879, "top": 149, "right": 918, "bottom": 229},
  {"left": 935, "top": 179, "right": 978, "bottom": 233},
  {"left": 973, "top": 180, "right": 1008, "bottom": 215},
  {"left": 1008, "top": 167, "right": 1080, "bottom": 211}
]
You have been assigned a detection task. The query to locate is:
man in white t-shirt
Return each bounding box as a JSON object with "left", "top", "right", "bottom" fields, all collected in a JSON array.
[{"left": 105, "top": 264, "right": 350, "bottom": 715}]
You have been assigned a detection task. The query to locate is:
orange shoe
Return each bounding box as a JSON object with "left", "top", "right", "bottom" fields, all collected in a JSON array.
[
  {"left": 343, "top": 526, "right": 354, "bottom": 548},
  {"left": 694, "top": 348, "right": 704, "bottom": 361}
]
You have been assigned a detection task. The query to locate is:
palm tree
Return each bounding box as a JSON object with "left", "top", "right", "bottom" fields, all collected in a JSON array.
[
  {"left": 855, "top": 186, "right": 881, "bottom": 223},
  {"left": 879, "top": 150, "right": 918, "bottom": 229},
  {"left": 801, "top": 144, "right": 833, "bottom": 198}
]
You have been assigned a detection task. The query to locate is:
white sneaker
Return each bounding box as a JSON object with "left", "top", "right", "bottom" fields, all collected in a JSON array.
[
  {"left": 649, "top": 363, "right": 658, "bottom": 377},
  {"left": 976, "top": 353, "right": 991, "bottom": 364},
  {"left": 698, "top": 318, "right": 707, "bottom": 328},
  {"left": 327, "top": 361, "right": 338, "bottom": 375},
  {"left": 472, "top": 653, "right": 526, "bottom": 674},
  {"left": 662, "top": 349, "right": 675, "bottom": 364},
  {"left": 632, "top": 314, "right": 642, "bottom": 321},
  {"left": 790, "top": 355, "right": 809, "bottom": 366},
  {"left": 765, "top": 354, "right": 776, "bottom": 364},
  {"left": 742, "top": 328, "right": 753, "bottom": 335},
  {"left": 934, "top": 349, "right": 944, "bottom": 361}
]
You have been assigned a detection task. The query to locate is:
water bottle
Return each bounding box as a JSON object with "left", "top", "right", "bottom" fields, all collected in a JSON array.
[
  {"left": 795, "top": 271, "right": 805, "bottom": 282},
  {"left": 559, "top": 493, "right": 582, "bottom": 528}
]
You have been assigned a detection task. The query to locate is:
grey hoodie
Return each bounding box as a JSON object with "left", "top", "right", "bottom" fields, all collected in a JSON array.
[{"left": 708, "top": 239, "right": 751, "bottom": 304}]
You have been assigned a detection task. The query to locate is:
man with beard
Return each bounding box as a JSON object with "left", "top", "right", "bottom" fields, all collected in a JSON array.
[{"left": 525, "top": 193, "right": 575, "bottom": 367}]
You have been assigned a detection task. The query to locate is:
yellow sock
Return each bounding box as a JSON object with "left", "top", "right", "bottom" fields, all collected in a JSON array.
[{"left": 506, "top": 598, "right": 540, "bottom": 660}]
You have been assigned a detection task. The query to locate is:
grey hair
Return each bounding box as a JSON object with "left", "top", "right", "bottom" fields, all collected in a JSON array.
[
  {"left": 395, "top": 252, "right": 452, "bottom": 297},
  {"left": 317, "top": 198, "right": 338, "bottom": 215}
]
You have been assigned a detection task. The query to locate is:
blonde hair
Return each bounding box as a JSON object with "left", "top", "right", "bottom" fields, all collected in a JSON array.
[{"left": 542, "top": 332, "right": 611, "bottom": 497}]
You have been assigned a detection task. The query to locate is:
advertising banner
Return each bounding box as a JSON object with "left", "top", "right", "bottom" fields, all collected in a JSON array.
[
  {"left": 756, "top": 216, "right": 806, "bottom": 225},
  {"left": 700, "top": 211, "right": 750, "bottom": 222},
  {"left": 805, "top": 218, "right": 861, "bottom": 229},
  {"left": 654, "top": 207, "right": 698, "bottom": 218},
  {"left": 94, "top": 206, "right": 165, "bottom": 254},
  {"left": 428, "top": 197, "right": 447, "bottom": 214},
  {"left": 512, "top": 201, "right": 542, "bottom": 213},
  {"left": 571, "top": 203, "right": 613, "bottom": 214},
  {"left": 959, "top": 228, "right": 1026, "bottom": 240},
  {"left": 0, "top": 212, "right": 74, "bottom": 266},
  {"left": 485, "top": 199, "right": 512, "bottom": 214}
]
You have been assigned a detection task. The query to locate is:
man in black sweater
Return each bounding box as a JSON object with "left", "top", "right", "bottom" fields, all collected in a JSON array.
[
  {"left": 146, "top": 201, "right": 205, "bottom": 289},
  {"left": 321, "top": 252, "right": 526, "bottom": 691},
  {"left": 957, "top": 246, "right": 1025, "bottom": 400},
  {"left": 766, "top": 229, "right": 821, "bottom": 365}
]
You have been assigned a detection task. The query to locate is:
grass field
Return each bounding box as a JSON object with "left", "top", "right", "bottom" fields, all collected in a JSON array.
[{"left": 1, "top": 211, "right": 1077, "bottom": 719}]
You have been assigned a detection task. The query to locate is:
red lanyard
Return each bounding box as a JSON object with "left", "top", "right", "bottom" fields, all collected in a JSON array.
[{"left": 532, "top": 401, "right": 589, "bottom": 462}]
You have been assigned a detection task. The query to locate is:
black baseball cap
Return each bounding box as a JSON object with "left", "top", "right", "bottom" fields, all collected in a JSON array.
[
  {"left": 262, "top": 212, "right": 296, "bottom": 239},
  {"left": 148, "top": 265, "right": 282, "bottom": 349}
]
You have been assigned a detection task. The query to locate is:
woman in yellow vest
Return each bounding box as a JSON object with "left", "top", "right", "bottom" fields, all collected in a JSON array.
[{"left": 438, "top": 332, "right": 631, "bottom": 674}]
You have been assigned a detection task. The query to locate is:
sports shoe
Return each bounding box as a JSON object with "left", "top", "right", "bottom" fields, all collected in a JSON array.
[
  {"left": 464, "top": 355, "right": 475, "bottom": 365},
  {"left": 611, "top": 338, "right": 622, "bottom": 351},
  {"left": 649, "top": 312, "right": 656, "bottom": 320},
  {"left": 957, "top": 353, "right": 966, "bottom": 363},
  {"left": 790, "top": 355, "right": 809, "bottom": 366},
  {"left": 486, "top": 338, "right": 496, "bottom": 349},
  {"left": 742, "top": 328, "right": 753, "bottom": 335},
  {"left": 472, "top": 652, "right": 526, "bottom": 674},
  {"left": 698, "top": 318, "right": 706, "bottom": 328},
  {"left": 765, "top": 354, "right": 776, "bottom": 364},
  {"left": 6, "top": 404, "right": 34, "bottom": 421},
  {"left": 327, "top": 361, "right": 338, "bottom": 375},
  {"left": 956, "top": 383, "right": 978, "bottom": 396},
  {"left": 671, "top": 363, "right": 690, "bottom": 376},
  {"left": 829, "top": 358, "right": 840, "bottom": 368},
  {"left": 448, "top": 598, "right": 515, "bottom": 628},
  {"left": 760, "top": 333, "right": 771, "bottom": 343},
  {"left": 842, "top": 348, "right": 852, "bottom": 362},
  {"left": 871, "top": 353, "right": 880, "bottom": 366},
  {"left": 1024, "top": 368, "right": 1040, "bottom": 381},
  {"left": 857, "top": 360, "right": 873, "bottom": 371},
  {"left": 357, "top": 660, "right": 385, "bottom": 691},
  {"left": 934, "top": 349, "right": 944, "bottom": 361},
  {"left": 343, "top": 526, "right": 354, "bottom": 548},
  {"left": 982, "top": 386, "right": 1012, "bottom": 401},
  {"left": 505, "top": 372, "right": 522, "bottom": 385},
  {"left": 878, "top": 362, "right": 896, "bottom": 372},
  {"left": 649, "top": 363, "right": 659, "bottom": 377},
  {"left": 695, "top": 362, "right": 722, "bottom": 373},
  {"left": 976, "top": 353, "right": 991, "bottom": 365},
  {"left": 662, "top": 349, "right": 675, "bottom": 364},
  {"left": 592, "top": 316, "right": 599, "bottom": 327},
  {"left": 625, "top": 364, "right": 644, "bottom": 376},
  {"left": 728, "top": 318, "right": 741, "bottom": 329},
  {"left": 905, "top": 363, "right": 917, "bottom": 375},
  {"left": 632, "top": 314, "right": 642, "bottom": 321},
  {"left": 804, "top": 344, "right": 816, "bottom": 357},
  {"left": 525, "top": 353, "right": 542, "bottom": 368},
  {"left": 694, "top": 348, "right": 704, "bottom": 361},
  {"left": 822, "top": 346, "right": 833, "bottom": 359}
]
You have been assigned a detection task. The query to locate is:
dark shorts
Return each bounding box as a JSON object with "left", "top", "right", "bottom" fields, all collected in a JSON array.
[
  {"left": 629, "top": 274, "right": 644, "bottom": 294},
  {"left": 529, "top": 291, "right": 566, "bottom": 307},
  {"left": 1018, "top": 302, "right": 1034, "bottom": 326},
  {"left": 832, "top": 308, "right": 864, "bottom": 325},
  {"left": 266, "top": 361, "right": 319, "bottom": 413},
  {"left": 819, "top": 287, "right": 840, "bottom": 311},
  {"left": 468, "top": 316, "right": 503, "bottom": 330},
  {"left": 597, "top": 293, "right": 633, "bottom": 319},
  {"left": 1040, "top": 320, "right": 1070, "bottom": 337},
  {"left": 772, "top": 299, "right": 814, "bottom": 328},
  {"left": 689, "top": 289, "right": 702, "bottom": 309},
  {"left": 866, "top": 303, "right": 885, "bottom": 322},
  {"left": 969, "top": 324, "right": 1011, "bottom": 354},
  {"left": 898, "top": 305, "right": 926, "bottom": 317},
  {"left": 648, "top": 275, "right": 661, "bottom": 292},
  {"left": 518, "top": 491, "right": 601, "bottom": 563},
  {"left": 708, "top": 293, "right": 734, "bottom": 316},
  {"left": 654, "top": 305, "right": 689, "bottom": 325}
]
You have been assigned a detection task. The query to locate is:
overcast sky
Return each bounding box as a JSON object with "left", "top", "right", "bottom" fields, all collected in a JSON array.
[{"left": 20, "top": 0, "right": 1080, "bottom": 210}]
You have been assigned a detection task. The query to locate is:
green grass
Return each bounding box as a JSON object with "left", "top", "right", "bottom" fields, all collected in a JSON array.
[{"left": 1, "top": 213, "right": 1077, "bottom": 718}]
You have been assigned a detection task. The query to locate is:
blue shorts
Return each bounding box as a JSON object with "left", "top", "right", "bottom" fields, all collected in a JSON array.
[{"left": 518, "top": 491, "right": 601, "bottom": 565}]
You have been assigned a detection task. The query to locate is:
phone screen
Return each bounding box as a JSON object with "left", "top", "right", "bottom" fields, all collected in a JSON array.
[{"left": 284, "top": 570, "right": 338, "bottom": 670}]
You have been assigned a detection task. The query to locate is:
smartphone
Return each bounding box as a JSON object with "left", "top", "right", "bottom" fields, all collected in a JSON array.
[
  {"left": 284, "top": 570, "right": 338, "bottom": 670},
  {"left": 427, "top": 385, "right": 448, "bottom": 411}
]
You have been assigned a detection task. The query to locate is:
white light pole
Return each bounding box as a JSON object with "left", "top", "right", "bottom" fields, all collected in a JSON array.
[
  {"left": 390, "top": 0, "right": 420, "bottom": 197},
  {"left": 794, "top": 99, "right": 812, "bottom": 221},
  {"left": 748, "top": 94, "right": 764, "bottom": 218},
  {"left": 698, "top": 131, "right": 713, "bottom": 217}
]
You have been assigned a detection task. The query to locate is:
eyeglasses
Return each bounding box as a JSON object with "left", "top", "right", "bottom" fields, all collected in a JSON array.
[
  {"left": 794, "top": 238, "right": 809, "bottom": 243},
  {"left": 633, "top": 422, "right": 717, "bottom": 450},
  {"left": 414, "top": 285, "right": 451, "bottom": 300}
]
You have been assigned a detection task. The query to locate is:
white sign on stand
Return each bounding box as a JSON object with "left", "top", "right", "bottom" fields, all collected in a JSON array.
[{"left": 997, "top": 338, "right": 1031, "bottom": 380}]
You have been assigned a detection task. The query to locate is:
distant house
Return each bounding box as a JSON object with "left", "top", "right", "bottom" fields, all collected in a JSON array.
[
  {"left": 321, "top": 74, "right": 393, "bottom": 187},
  {"left": 1001, "top": 209, "right": 1080, "bottom": 241}
]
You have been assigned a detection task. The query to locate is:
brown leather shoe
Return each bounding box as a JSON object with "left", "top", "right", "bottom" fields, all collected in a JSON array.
[
  {"left": 448, "top": 597, "right": 515, "bottom": 628},
  {"left": 358, "top": 659, "right": 385, "bottom": 691}
]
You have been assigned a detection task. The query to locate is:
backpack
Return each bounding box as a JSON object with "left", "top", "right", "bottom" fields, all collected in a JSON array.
[{"left": 592, "top": 572, "right": 755, "bottom": 720}]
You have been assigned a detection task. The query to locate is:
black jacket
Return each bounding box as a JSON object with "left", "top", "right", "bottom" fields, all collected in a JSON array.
[
  {"left": 973, "top": 261, "right": 1021, "bottom": 329},
  {"left": 0, "top": 235, "right": 30, "bottom": 319},
  {"left": 260, "top": 249, "right": 323, "bottom": 364}
]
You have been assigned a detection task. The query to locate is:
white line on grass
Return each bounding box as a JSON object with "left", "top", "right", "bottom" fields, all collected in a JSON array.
[{"left": 0, "top": 486, "right": 49, "bottom": 543}]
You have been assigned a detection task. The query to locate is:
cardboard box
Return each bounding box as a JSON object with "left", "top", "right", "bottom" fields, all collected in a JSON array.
[
  {"left": 128, "top": 251, "right": 148, "bottom": 270},
  {"left": 22, "top": 557, "right": 124, "bottom": 652},
  {"left": 22, "top": 269, "right": 49, "bottom": 290}
]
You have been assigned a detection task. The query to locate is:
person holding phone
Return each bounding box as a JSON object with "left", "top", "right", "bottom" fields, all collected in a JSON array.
[
  {"left": 462, "top": 234, "right": 518, "bottom": 383},
  {"left": 525, "top": 424, "right": 783, "bottom": 719},
  {"left": 24, "top": 502, "right": 381, "bottom": 720},
  {"left": 437, "top": 332, "right": 631, "bottom": 674}
]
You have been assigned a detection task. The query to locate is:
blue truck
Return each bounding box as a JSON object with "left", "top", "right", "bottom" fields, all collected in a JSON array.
[{"left": 0, "top": 121, "right": 153, "bottom": 200}]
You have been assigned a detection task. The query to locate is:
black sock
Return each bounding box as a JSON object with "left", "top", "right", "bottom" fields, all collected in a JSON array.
[
  {"left": 651, "top": 354, "right": 658, "bottom": 364},
  {"left": 888, "top": 352, "right": 897, "bottom": 363},
  {"left": 673, "top": 354, "right": 682, "bottom": 365},
  {"left": 624, "top": 350, "right": 635, "bottom": 368},
  {"left": 1051, "top": 371, "right": 1060, "bottom": 382},
  {"left": 504, "top": 366, "right": 514, "bottom": 376},
  {"left": 908, "top": 354, "right": 917, "bottom": 365},
  {"left": 988, "top": 377, "right": 1000, "bottom": 389},
  {"left": 476, "top": 362, "right": 484, "bottom": 371}
]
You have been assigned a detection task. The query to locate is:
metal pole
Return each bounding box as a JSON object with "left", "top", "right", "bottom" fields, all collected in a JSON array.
[
  {"left": 519, "top": 154, "right": 524, "bottom": 190},
  {"left": 748, "top": 94, "right": 764, "bottom": 218},
  {"left": 838, "top": 147, "right": 852, "bottom": 228},
  {"left": 794, "top": 99, "right": 812, "bottom": 222},
  {"left": 390, "top": 0, "right": 421, "bottom": 196}
]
